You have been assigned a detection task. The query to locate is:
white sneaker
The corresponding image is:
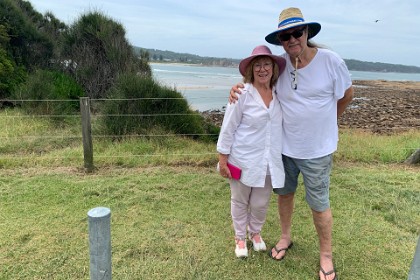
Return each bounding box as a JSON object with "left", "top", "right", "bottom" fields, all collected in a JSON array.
[
  {"left": 250, "top": 233, "right": 266, "bottom": 252},
  {"left": 235, "top": 238, "right": 248, "bottom": 258}
]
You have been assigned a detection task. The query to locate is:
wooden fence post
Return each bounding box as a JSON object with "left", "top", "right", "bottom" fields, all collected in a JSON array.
[
  {"left": 80, "top": 97, "right": 94, "bottom": 172},
  {"left": 88, "top": 207, "right": 112, "bottom": 280}
]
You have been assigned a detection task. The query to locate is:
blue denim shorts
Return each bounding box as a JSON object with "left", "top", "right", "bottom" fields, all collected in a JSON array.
[{"left": 273, "top": 154, "right": 333, "bottom": 212}]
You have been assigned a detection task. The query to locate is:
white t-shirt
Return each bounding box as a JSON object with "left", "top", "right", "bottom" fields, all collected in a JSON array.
[
  {"left": 275, "top": 48, "right": 352, "bottom": 159},
  {"left": 217, "top": 83, "right": 285, "bottom": 188}
]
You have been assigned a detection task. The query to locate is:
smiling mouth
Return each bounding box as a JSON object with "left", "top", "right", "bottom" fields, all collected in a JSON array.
[{"left": 288, "top": 43, "right": 300, "bottom": 48}]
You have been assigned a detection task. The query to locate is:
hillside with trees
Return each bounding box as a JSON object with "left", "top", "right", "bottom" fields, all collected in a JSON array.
[
  {"left": 0, "top": 0, "right": 151, "bottom": 99},
  {"left": 0, "top": 0, "right": 218, "bottom": 141},
  {"left": 137, "top": 47, "right": 420, "bottom": 74},
  {"left": 135, "top": 48, "right": 240, "bottom": 67}
]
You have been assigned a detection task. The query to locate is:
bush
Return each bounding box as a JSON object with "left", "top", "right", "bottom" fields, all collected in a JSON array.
[
  {"left": 101, "top": 74, "right": 219, "bottom": 142},
  {"left": 0, "top": 48, "right": 27, "bottom": 98},
  {"left": 62, "top": 11, "right": 150, "bottom": 99},
  {"left": 12, "top": 69, "right": 84, "bottom": 115}
]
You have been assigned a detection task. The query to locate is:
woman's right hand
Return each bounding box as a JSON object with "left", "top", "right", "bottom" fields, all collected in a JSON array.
[
  {"left": 229, "top": 83, "right": 245, "bottom": 104},
  {"left": 218, "top": 155, "right": 232, "bottom": 179},
  {"left": 218, "top": 163, "right": 232, "bottom": 179}
]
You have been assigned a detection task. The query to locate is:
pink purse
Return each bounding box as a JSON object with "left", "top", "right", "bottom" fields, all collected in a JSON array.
[{"left": 227, "top": 163, "right": 242, "bottom": 180}]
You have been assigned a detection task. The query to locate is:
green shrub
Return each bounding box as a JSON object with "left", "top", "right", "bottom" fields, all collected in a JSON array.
[
  {"left": 0, "top": 48, "right": 27, "bottom": 98},
  {"left": 62, "top": 11, "right": 150, "bottom": 99},
  {"left": 12, "top": 69, "right": 84, "bottom": 116},
  {"left": 101, "top": 74, "right": 219, "bottom": 142}
]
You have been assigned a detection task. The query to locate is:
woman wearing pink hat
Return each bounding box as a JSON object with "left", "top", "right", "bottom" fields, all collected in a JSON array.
[
  {"left": 229, "top": 7, "right": 354, "bottom": 280},
  {"left": 217, "top": 45, "right": 286, "bottom": 258}
]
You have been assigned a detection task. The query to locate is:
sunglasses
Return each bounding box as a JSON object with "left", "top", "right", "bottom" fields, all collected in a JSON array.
[
  {"left": 278, "top": 27, "right": 306, "bottom": 42},
  {"left": 291, "top": 69, "right": 297, "bottom": 90}
]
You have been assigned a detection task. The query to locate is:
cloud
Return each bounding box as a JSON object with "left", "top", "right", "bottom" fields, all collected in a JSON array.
[{"left": 28, "top": 0, "right": 420, "bottom": 66}]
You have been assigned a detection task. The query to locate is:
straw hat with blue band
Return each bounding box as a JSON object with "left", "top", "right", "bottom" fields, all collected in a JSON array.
[{"left": 265, "top": 7, "right": 321, "bottom": 46}]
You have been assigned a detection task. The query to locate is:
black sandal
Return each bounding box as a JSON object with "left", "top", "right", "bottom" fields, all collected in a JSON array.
[
  {"left": 319, "top": 267, "right": 338, "bottom": 280},
  {"left": 268, "top": 242, "right": 293, "bottom": 261}
]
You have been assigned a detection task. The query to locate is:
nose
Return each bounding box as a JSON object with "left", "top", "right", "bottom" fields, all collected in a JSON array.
[{"left": 288, "top": 35, "right": 298, "bottom": 43}]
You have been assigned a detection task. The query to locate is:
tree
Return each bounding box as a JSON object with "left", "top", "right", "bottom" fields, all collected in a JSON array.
[
  {"left": 61, "top": 11, "right": 151, "bottom": 99},
  {"left": 0, "top": 0, "right": 54, "bottom": 70},
  {"left": 0, "top": 24, "right": 25, "bottom": 98},
  {"left": 0, "top": 47, "right": 15, "bottom": 96},
  {"left": 0, "top": 0, "right": 67, "bottom": 97}
]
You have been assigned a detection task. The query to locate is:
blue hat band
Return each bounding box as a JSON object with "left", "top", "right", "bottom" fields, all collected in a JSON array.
[{"left": 278, "top": 17, "right": 304, "bottom": 28}]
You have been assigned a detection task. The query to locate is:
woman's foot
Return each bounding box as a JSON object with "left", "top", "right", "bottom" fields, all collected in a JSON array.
[
  {"left": 235, "top": 237, "right": 248, "bottom": 258},
  {"left": 250, "top": 232, "right": 266, "bottom": 252}
]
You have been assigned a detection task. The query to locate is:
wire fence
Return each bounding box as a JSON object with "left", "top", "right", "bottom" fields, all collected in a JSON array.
[
  {"left": 0, "top": 97, "right": 225, "bottom": 170},
  {"left": 0, "top": 97, "right": 419, "bottom": 170}
]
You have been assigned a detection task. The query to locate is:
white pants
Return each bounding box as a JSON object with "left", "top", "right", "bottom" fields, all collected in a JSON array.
[{"left": 230, "top": 175, "right": 272, "bottom": 239}]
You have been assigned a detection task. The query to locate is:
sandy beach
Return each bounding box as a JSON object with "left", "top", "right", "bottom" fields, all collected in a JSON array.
[{"left": 202, "top": 80, "right": 420, "bottom": 134}]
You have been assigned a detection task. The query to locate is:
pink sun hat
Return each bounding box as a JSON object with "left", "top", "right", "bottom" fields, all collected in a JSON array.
[{"left": 239, "top": 45, "right": 286, "bottom": 76}]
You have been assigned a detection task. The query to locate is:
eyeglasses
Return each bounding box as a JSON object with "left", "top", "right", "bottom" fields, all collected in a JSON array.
[
  {"left": 254, "top": 62, "right": 273, "bottom": 72},
  {"left": 278, "top": 27, "right": 306, "bottom": 42}
]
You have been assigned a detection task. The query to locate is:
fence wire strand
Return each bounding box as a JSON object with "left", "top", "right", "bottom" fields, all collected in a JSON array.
[{"left": 1, "top": 98, "right": 418, "bottom": 164}]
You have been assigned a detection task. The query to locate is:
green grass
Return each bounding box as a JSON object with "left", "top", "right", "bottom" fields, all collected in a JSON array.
[
  {"left": 0, "top": 109, "right": 419, "bottom": 279},
  {"left": 0, "top": 109, "right": 216, "bottom": 169},
  {"left": 336, "top": 129, "right": 420, "bottom": 163}
]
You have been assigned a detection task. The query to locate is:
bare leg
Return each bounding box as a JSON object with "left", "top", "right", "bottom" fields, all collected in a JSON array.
[
  {"left": 270, "top": 192, "right": 294, "bottom": 260},
  {"left": 312, "top": 208, "right": 336, "bottom": 280}
]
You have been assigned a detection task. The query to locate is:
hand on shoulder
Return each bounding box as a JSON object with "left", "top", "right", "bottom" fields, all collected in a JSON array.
[{"left": 229, "top": 83, "right": 245, "bottom": 104}]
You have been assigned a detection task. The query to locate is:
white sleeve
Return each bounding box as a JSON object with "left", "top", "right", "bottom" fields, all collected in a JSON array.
[
  {"left": 334, "top": 58, "right": 352, "bottom": 100},
  {"left": 216, "top": 90, "right": 245, "bottom": 154}
]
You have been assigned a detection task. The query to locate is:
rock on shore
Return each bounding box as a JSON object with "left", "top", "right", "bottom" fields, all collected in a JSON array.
[{"left": 201, "top": 80, "right": 420, "bottom": 134}]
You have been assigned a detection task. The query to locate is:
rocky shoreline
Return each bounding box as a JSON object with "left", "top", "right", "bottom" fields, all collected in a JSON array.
[{"left": 201, "top": 80, "right": 420, "bottom": 134}]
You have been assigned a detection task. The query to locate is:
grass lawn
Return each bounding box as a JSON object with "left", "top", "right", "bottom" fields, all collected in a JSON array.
[
  {"left": 0, "top": 110, "right": 419, "bottom": 279},
  {"left": 0, "top": 162, "right": 418, "bottom": 279}
]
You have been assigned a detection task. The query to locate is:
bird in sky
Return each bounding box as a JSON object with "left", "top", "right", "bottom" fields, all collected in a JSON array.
[{"left": 374, "top": 19, "right": 380, "bottom": 23}]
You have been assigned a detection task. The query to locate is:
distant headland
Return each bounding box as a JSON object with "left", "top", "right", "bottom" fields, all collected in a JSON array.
[{"left": 136, "top": 47, "right": 420, "bottom": 74}]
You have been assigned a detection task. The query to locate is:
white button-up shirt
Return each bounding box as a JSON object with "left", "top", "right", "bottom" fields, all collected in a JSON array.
[{"left": 217, "top": 83, "right": 285, "bottom": 188}]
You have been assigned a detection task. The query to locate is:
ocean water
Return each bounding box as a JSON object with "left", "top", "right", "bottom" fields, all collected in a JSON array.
[{"left": 151, "top": 63, "right": 420, "bottom": 112}]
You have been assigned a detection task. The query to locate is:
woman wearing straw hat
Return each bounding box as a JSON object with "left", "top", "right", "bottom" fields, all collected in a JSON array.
[
  {"left": 217, "top": 45, "right": 286, "bottom": 258},
  {"left": 229, "top": 7, "right": 354, "bottom": 280}
]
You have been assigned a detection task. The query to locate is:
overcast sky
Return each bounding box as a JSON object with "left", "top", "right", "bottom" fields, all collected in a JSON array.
[{"left": 28, "top": 0, "right": 420, "bottom": 67}]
